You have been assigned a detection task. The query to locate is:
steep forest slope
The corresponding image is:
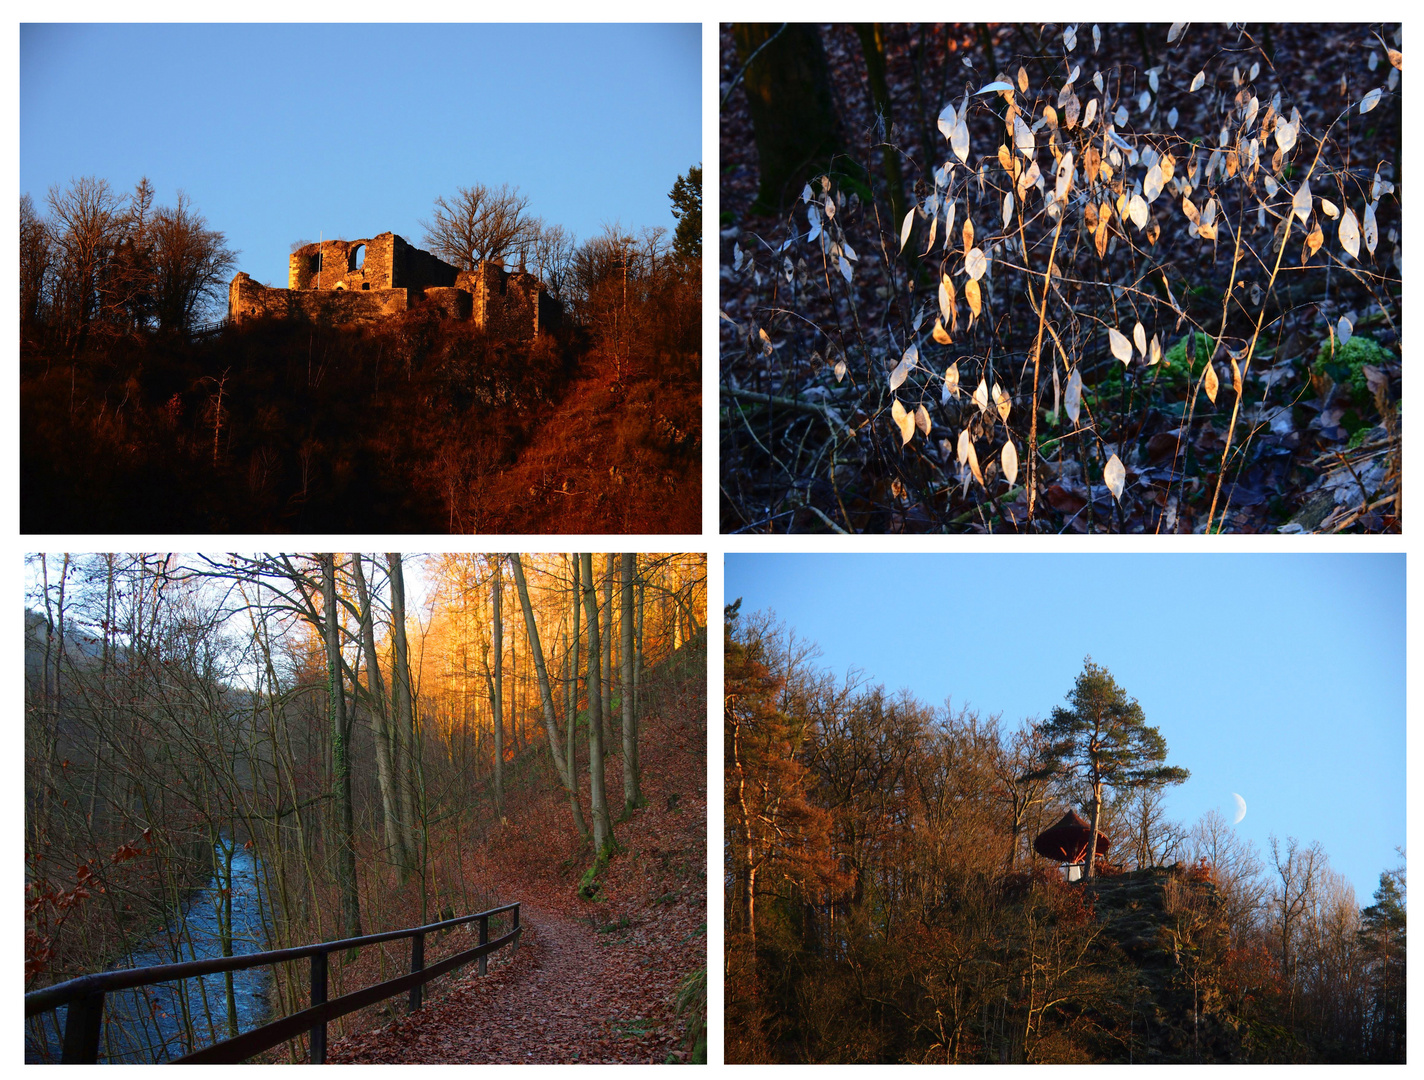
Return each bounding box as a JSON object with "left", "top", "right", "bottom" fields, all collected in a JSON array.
[{"left": 22, "top": 311, "right": 699, "bottom": 533}]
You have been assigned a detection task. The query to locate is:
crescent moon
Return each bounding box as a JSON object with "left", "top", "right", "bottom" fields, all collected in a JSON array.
[{"left": 1232, "top": 792, "right": 1247, "bottom": 824}]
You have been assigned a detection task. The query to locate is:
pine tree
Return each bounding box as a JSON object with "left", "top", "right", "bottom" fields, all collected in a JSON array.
[
  {"left": 669, "top": 164, "right": 702, "bottom": 272},
  {"left": 1034, "top": 658, "right": 1189, "bottom": 878}
]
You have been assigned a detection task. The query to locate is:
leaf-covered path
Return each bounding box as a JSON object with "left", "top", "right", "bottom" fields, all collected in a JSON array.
[
  {"left": 328, "top": 679, "right": 707, "bottom": 1064},
  {"left": 328, "top": 900, "right": 678, "bottom": 1063}
]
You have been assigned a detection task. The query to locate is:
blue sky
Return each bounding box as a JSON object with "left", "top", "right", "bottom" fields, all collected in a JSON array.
[
  {"left": 21, "top": 23, "right": 701, "bottom": 287},
  {"left": 725, "top": 553, "right": 1406, "bottom": 904}
]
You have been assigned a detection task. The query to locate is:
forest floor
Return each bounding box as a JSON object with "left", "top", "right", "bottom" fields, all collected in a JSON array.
[
  {"left": 720, "top": 23, "right": 1401, "bottom": 533},
  {"left": 328, "top": 669, "right": 707, "bottom": 1063}
]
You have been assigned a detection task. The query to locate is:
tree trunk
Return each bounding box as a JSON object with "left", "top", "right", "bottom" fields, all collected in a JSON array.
[
  {"left": 320, "top": 554, "right": 361, "bottom": 942},
  {"left": 487, "top": 556, "right": 505, "bottom": 820},
  {"left": 601, "top": 554, "right": 614, "bottom": 745},
  {"left": 633, "top": 572, "right": 645, "bottom": 723},
  {"left": 732, "top": 23, "right": 844, "bottom": 213},
  {"left": 386, "top": 554, "right": 422, "bottom": 868},
  {"left": 854, "top": 24, "right": 908, "bottom": 229},
  {"left": 351, "top": 556, "right": 409, "bottom": 874},
  {"left": 508, "top": 553, "right": 589, "bottom": 841},
  {"left": 620, "top": 553, "right": 641, "bottom": 816},
  {"left": 1085, "top": 782, "right": 1103, "bottom": 880},
  {"left": 581, "top": 554, "right": 614, "bottom": 858},
  {"left": 566, "top": 554, "right": 580, "bottom": 791}
]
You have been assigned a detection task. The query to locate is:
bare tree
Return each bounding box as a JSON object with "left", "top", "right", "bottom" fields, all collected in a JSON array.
[
  {"left": 1270, "top": 833, "right": 1325, "bottom": 1025},
  {"left": 420, "top": 183, "right": 539, "bottom": 269},
  {"left": 530, "top": 220, "right": 577, "bottom": 302},
  {"left": 1186, "top": 808, "right": 1268, "bottom": 947},
  {"left": 147, "top": 192, "right": 237, "bottom": 332},
  {"left": 45, "top": 176, "right": 122, "bottom": 335},
  {"left": 20, "top": 194, "right": 54, "bottom": 331}
]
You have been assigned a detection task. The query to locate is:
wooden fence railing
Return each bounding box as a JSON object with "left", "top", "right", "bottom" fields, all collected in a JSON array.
[{"left": 24, "top": 902, "right": 520, "bottom": 1064}]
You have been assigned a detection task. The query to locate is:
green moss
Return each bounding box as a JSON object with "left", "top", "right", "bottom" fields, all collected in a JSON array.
[
  {"left": 1082, "top": 329, "right": 1208, "bottom": 413},
  {"left": 1312, "top": 334, "right": 1395, "bottom": 404}
]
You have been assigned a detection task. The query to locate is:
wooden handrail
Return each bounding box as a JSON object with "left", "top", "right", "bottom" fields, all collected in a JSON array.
[{"left": 25, "top": 902, "right": 520, "bottom": 1064}]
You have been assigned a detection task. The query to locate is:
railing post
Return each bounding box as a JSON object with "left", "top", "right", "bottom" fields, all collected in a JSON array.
[
  {"left": 310, "top": 950, "right": 328, "bottom": 1064},
  {"left": 60, "top": 990, "right": 105, "bottom": 1063},
  {"left": 409, "top": 933, "right": 425, "bottom": 1013},
  {"left": 513, "top": 904, "right": 521, "bottom": 953},
  {"left": 478, "top": 915, "right": 489, "bottom": 976}
]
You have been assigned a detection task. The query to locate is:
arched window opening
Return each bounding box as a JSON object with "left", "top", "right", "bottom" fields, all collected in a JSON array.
[{"left": 349, "top": 244, "right": 366, "bottom": 272}]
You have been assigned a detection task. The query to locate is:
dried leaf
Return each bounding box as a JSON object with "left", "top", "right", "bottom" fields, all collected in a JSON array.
[
  {"left": 839, "top": 255, "right": 853, "bottom": 283},
  {"left": 1143, "top": 162, "right": 1164, "bottom": 202},
  {"left": 1189, "top": 70, "right": 1205, "bottom": 93},
  {"left": 1002, "top": 190, "right": 1014, "bottom": 228},
  {"left": 938, "top": 274, "right": 953, "bottom": 321},
  {"left": 951, "top": 118, "right": 970, "bottom": 162},
  {"left": 957, "top": 426, "right": 970, "bottom": 465},
  {"left": 1103, "top": 454, "right": 1126, "bottom": 501},
  {"left": 966, "top": 437, "right": 984, "bottom": 486},
  {"left": 834, "top": 359, "right": 847, "bottom": 382},
  {"left": 1363, "top": 200, "right": 1379, "bottom": 255},
  {"left": 891, "top": 398, "right": 915, "bottom": 444},
  {"left": 1275, "top": 118, "right": 1297, "bottom": 154},
  {"left": 933, "top": 318, "right": 952, "bottom": 345},
  {"left": 1018, "top": 66, "right": 1029, "bottom": 93},
  {"left": 1054, "top": 150, "right": 1075, "bottom": 203},
  {"left": 1108, "top": 325, "right": 1133, "bottom": 365},
  {"left": 1149, "top": 334, "right": 1162, "bottom": 366},
  {"left": 915, "top": 404, "right": 931, "bottom": 436},
  {"left": 976, "top": 80, "right": 1014, "bottom": 95},
  {"left": 1230, "top": 353, "right": 1243, "bottom": 396},
  {"left": 1001, "top": 439, "right": 1019, "bottom": 486},
  {"left": 1338, "top": 314, "right": 1354, "bottom": 346},
  {"left": 937, "top": 102, "right": 958, "bottom": 141},
  {"left": 899, "top": 208, "right": 914, "bottom": 253},
  {"left": 1065, "top": 367, "right": 1083, "bottom": 424},
  {"left": 1321, "top": 198, "right": 1340, "bottom": 219},
  {"left": 1305, "top": 220, "right": 1324, "bottom": 258},
  {"left": 942, "top": 361, "right": 960, "bottom": 403},
  {"left": 1013, "top": 113, "right": 1035, "bottom": 158},
  {"left": 964, "top": 247, "right": 987, "bottom": 281},
  {"left": 1167, "top": 21, "right": 1186, "bottom": 44},
  {"left": 1128, "top": 193, "right": 1149, "bottom": 230},
  {"left": 992, "top": 382, "right": 1011, "bottom": 422},
  {"left": 1133, "top": 321, "right": 1147, "bottom": 357},
  {"left": 1360, "top": 87, "right": 1383, "bottom": 113},
  {"left": 965, "top": 278, "right": 982, "bottom": 322},
  {"left": 962, "top": 217, "right": 975, "bottom": 254},
  {"left": 1203, "top": 360, "right": 1219, "bottom": 403},
  {"left": 1291, "top": 177, "right": 1312, "bottom": 223},
  {"left": 1339, "top": 207, "right": 1361, "bottom": 258},
  {"left": 973, "top": 377, "right": 989, "bottom": 414}
]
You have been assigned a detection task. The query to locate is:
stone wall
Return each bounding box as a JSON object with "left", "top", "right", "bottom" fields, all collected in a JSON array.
[
  {"left": 460, "top": 263, "right": 543, "bottom": 339},
  {"left": 419, "top": 286, "right": 474, "bottom": 321},
  {"left": 230, "top": 272, "right": 408, "bottom": 325},
  {"left": 289, "top": 234, "right": 396, "bottom": 291}
]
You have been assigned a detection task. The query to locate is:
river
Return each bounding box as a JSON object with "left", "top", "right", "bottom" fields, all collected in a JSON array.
[{"left": 26, "top": 836, "right": 274, "bottom": 1063}]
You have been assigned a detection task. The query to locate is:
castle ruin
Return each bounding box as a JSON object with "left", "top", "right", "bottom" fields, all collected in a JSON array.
[{"left": 228, "top": 232, "right": 558, "bottom": 338}]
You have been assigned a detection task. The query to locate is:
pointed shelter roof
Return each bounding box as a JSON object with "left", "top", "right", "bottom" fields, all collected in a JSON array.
[{"left": 1033, "top": 809, "right": 1111, "bottom": 863}]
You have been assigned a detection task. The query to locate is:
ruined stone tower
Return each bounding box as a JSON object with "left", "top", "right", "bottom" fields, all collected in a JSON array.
[{"left": 228, "top": 232, "right": 559, "bottom": 338}]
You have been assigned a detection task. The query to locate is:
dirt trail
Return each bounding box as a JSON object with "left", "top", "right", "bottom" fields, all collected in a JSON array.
[
  {"left": 330, "top": 898, "right": 669, "bottom": 1064},
  {"left": 328, "top": 701, "right": 706, "bottom": 1065}
]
